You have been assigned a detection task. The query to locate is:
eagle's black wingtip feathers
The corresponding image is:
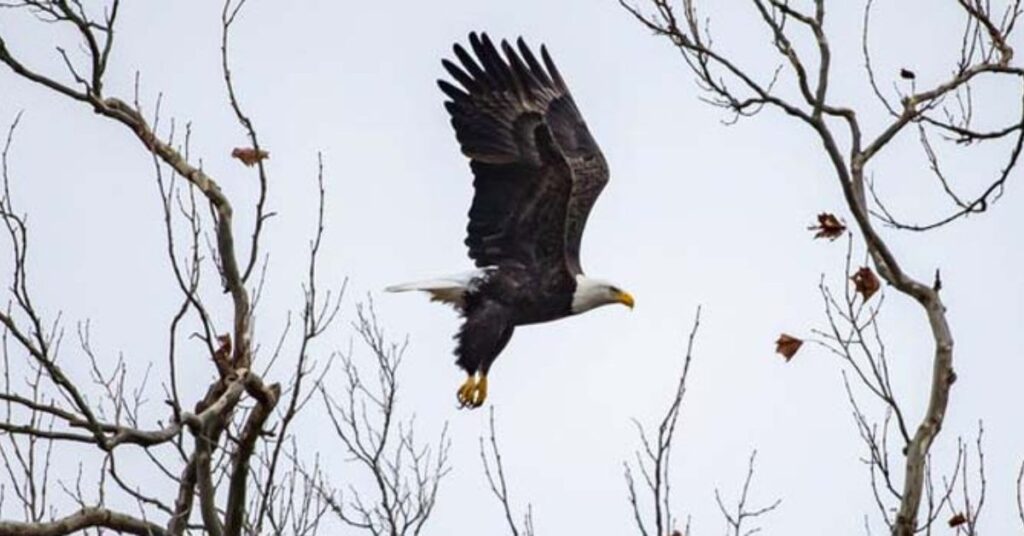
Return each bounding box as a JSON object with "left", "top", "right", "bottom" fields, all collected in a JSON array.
[
  {"left": 469, "top": 32, "right": 485, "bottom": 57},
  {"left": 502, "top": 39, "right": 540, "bottom": 96},
  {"left": 442, "top": 33, "right": 568, "bottom": 97},
  {"left": 539, "top": 45, "right": 566, "bottom": 91},
  {"left": 441, "top": 58, "right": 478, "bottom": 93},
  {"left": 474, "top": 33, "right": 516, "bottom": 92},
  {"left": 517, "top": 38, "right": 552, "bottom": 88},
  {"left": 437, "top": 79, "right": 468, "bottom": 102}
]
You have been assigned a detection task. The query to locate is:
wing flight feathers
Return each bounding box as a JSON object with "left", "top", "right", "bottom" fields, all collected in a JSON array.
[{"left": 439, "top": 33, "right": 609, "bottom": 273}]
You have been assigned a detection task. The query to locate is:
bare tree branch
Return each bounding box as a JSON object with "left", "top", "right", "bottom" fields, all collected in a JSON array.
[
  {"left": 480, "top": 407, "right": 534, "bottom": 536},
  {"left": 624, "top": 307, "right": 701, "bottom": 536},
  {"left": 1017, "top": 458, "right": 1024, "bottom": 529},
  {"left": 0, "top": 506, "right": 168, "bottom": 536},
  {"left": 714, "top": 451, "right": 781, "bottom": 536},
  {"left": 253, "top": 152, "right": 341, "bottom": 535},
  {"left": 312, "top": 302, "right": 451, "bottom": 536},
  {"left": 220, "top": 0, "right": 271, "bottom": 284}
]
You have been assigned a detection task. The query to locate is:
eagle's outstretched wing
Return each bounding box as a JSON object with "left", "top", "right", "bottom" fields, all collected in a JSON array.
[{"left": 438, "top": 33, "right": 608, "bottom": 275}]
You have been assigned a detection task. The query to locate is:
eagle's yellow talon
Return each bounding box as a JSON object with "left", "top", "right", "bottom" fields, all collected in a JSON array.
[
  {"left": 456, "top": 375, "right": 488, "bottom": 409},
  {"left": 473, "top": 376, "right": 488, "bottom": 407},
  {"left": 457, "top": 376, "right": 477, "bottom": 408}
]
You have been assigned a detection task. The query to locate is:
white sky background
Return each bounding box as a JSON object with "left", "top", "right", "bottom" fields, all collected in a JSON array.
[{"left": 2, "top": 0, "right": 1023, "bottom": 534}]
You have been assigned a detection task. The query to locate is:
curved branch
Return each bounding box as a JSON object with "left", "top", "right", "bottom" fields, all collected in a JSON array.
[{"left": 0, "top": 507, "right": 168, "bottom": 536}]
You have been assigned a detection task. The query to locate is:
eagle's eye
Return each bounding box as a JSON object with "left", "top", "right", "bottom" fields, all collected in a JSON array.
[{"left": 609, "top": 286, "right": 620, "bottom": 294}]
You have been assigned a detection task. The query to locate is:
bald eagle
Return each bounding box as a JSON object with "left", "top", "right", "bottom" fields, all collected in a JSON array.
[{"left": 387, "top": 33, "right": 633, "bottom": 408}]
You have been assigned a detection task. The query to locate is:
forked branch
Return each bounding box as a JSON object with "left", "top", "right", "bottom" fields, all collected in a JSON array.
[
  {"left": 624, "top": 307, "right": 701, "bottom": 536},
  {"left": 480, "top": 408, "right": 535, "bottom": 536}
]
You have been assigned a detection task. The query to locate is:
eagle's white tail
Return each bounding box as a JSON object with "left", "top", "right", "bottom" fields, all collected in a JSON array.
[{"left": 385, "top": 268, "right": 493, "bottom": 311}]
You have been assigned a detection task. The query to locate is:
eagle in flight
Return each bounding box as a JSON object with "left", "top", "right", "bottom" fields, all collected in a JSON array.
[{"left": 387, "top": 33, "right": 633, "bottom": 408}]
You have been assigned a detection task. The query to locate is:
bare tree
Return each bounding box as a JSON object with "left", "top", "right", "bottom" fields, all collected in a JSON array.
[
  {"left": 811, "top": 237, "right": 990, "bottom": 534},
  {"left": 623, "top": 307, "right": 780, "bottom": 536},
  {"left": 310, "top": 302, "right": 451, "bottom": 536},
  {"left": 621, "top": 0, "right": 1023, "bottom": 534},
  {"left": 0, "top": 1, "right": 447, "bottom": 534}
]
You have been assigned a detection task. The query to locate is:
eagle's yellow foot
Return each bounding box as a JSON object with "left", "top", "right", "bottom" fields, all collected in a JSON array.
[
  {"left": 456, "top": 376, "right": 476, "bottom": 407},
  {"left": 456, "top": 375, "right": 488, "bottom": 409}
]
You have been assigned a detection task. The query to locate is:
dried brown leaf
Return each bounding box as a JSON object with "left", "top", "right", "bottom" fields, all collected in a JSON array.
[
  {"left": 231, "top": 147, "right": 269, "bottom": 167},
  {"left": 775, "top": 334, "right": 803, "bottom": 362},
  {"left": 851, "top": 266, "right": 881, "bottom": 302},
  {"left": 808, "top": 212, "right": 846, "bottom": 241},
  {"left": 213, "top": 334, "right": 232, "bottom": 374},
  {"left": 947, "top": 512, "right": 966, "bottom": 527}
]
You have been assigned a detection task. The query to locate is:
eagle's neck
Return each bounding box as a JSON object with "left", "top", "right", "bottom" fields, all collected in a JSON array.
[{"left": 570, "top": 275, "right": 611, "bottom": 314}]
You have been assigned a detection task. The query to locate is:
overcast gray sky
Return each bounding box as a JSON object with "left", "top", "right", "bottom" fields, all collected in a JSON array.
[{"left": 2, "top": 0, "right": 1023, "bottom": 534}]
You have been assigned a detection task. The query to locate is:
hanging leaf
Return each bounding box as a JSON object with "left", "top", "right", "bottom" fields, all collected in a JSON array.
[
  {"left": 851, "top": 266, "right": 881, "bottom": 301},
  {"left": 807, "top": 213, "right": 846, "bottom": 241},
  {"left": 947, "top": 513, "right": 966, "bottom": 527},
  {"left": 775, "top": 334, "right": 803, "bottom": 362},
  {"left": 231, "top": 147, "right": 269, "bottom": 167}
]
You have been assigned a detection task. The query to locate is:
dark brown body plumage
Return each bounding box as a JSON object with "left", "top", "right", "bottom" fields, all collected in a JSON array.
[{"left": 438, "top": 33, "right": 609, "bottom": 376}]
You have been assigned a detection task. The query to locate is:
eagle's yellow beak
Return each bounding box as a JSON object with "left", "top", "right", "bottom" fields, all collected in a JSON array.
[{"left": 616, "top": 290, "right": 635, "bottom": 310}]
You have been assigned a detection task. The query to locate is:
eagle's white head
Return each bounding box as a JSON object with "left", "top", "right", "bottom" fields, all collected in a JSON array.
[{"left": 571, "top": 275, "right": 635, "bottom": 314}]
